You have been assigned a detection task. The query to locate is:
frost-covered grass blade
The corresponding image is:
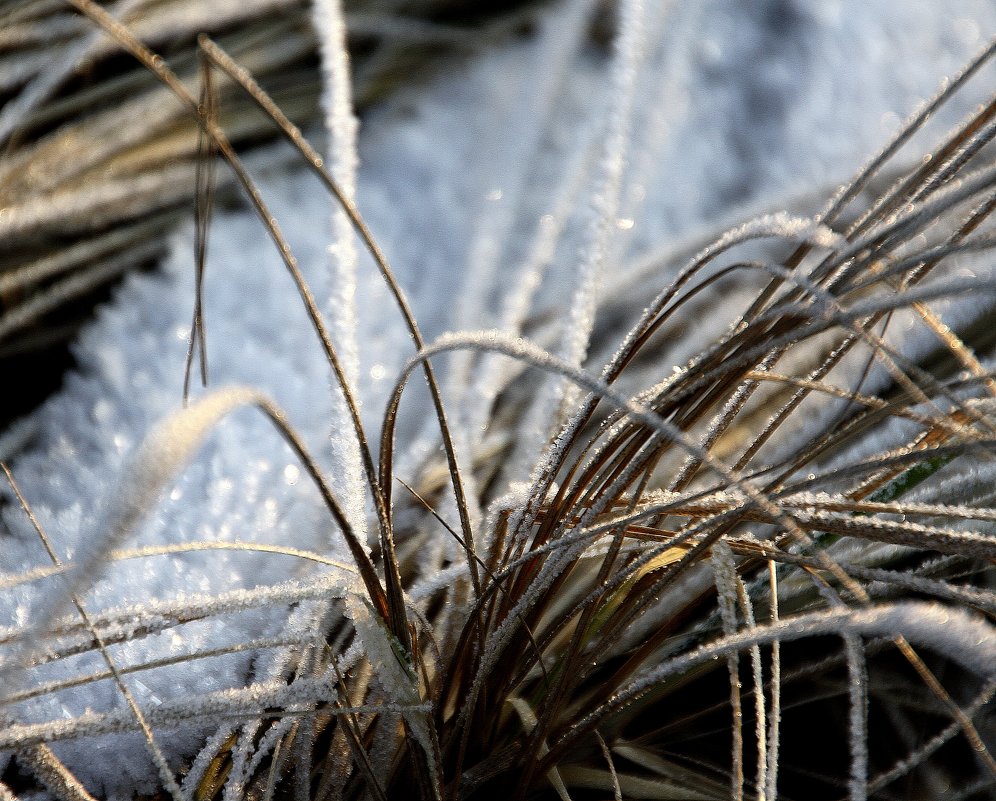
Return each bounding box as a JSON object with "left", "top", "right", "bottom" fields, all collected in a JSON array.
[{"left": 3, "top": 3, "right": 996, "bottom": 801}]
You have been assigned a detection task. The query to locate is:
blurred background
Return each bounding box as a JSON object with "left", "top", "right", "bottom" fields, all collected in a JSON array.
[{"left": 0, "top": 0, "right": 555, "bottom": 428}]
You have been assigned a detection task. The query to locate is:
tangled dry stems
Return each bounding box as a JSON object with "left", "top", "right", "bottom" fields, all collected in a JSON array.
[{"left": 3, "top": 6, "right": 996, "bottom": 801}]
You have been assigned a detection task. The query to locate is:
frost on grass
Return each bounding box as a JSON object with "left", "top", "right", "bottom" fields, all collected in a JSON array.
[{"left": 2, "top": 0, "right": 996, "bottom": 798}]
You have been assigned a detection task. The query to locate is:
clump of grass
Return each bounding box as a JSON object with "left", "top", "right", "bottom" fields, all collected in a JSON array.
[{"left": 3, "top": 4, "right": 996, "bottom": 801}]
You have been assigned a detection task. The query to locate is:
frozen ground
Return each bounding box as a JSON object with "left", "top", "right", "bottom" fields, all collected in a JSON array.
[{"left": 2, "top": 0, "right": 995, "bottom": 796}]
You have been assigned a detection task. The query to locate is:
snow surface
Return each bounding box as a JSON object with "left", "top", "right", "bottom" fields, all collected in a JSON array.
[{"left": 2, "top": 0, "right": 995, "bottom": 795}]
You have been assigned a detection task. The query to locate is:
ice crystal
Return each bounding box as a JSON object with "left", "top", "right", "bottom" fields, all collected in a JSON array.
[{"left": 3, "top": 0, "right": 996, "bottom": 796}]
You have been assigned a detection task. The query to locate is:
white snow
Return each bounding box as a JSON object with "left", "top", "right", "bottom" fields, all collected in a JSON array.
[{"left": 2, "top": 0, "right": 996, "bottom": 795}]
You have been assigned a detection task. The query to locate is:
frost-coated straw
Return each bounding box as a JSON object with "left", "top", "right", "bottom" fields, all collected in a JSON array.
[
  {"left": 518, "top": 0, "right": 648, "bottom": 459},
  {"left": 2, "top": 464, "right": 185, "bottom": 801},
  {"left": 191, "top": 31, "right": 484, "bottom": 608},
  {"left": 0, "top": 0, "right": 143, "bottom": 147},
  {"left": 711, "top": 540, "right": 746, "bottom": 801},
  {"left": 445, "top": 0, "right": 597, "bottom": 529},
  {"left": 311, "top": 0, "right": 366, "bottom": 539},
  {"left": 557, "top": 602, "right": 996, "bottom": 755}
]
